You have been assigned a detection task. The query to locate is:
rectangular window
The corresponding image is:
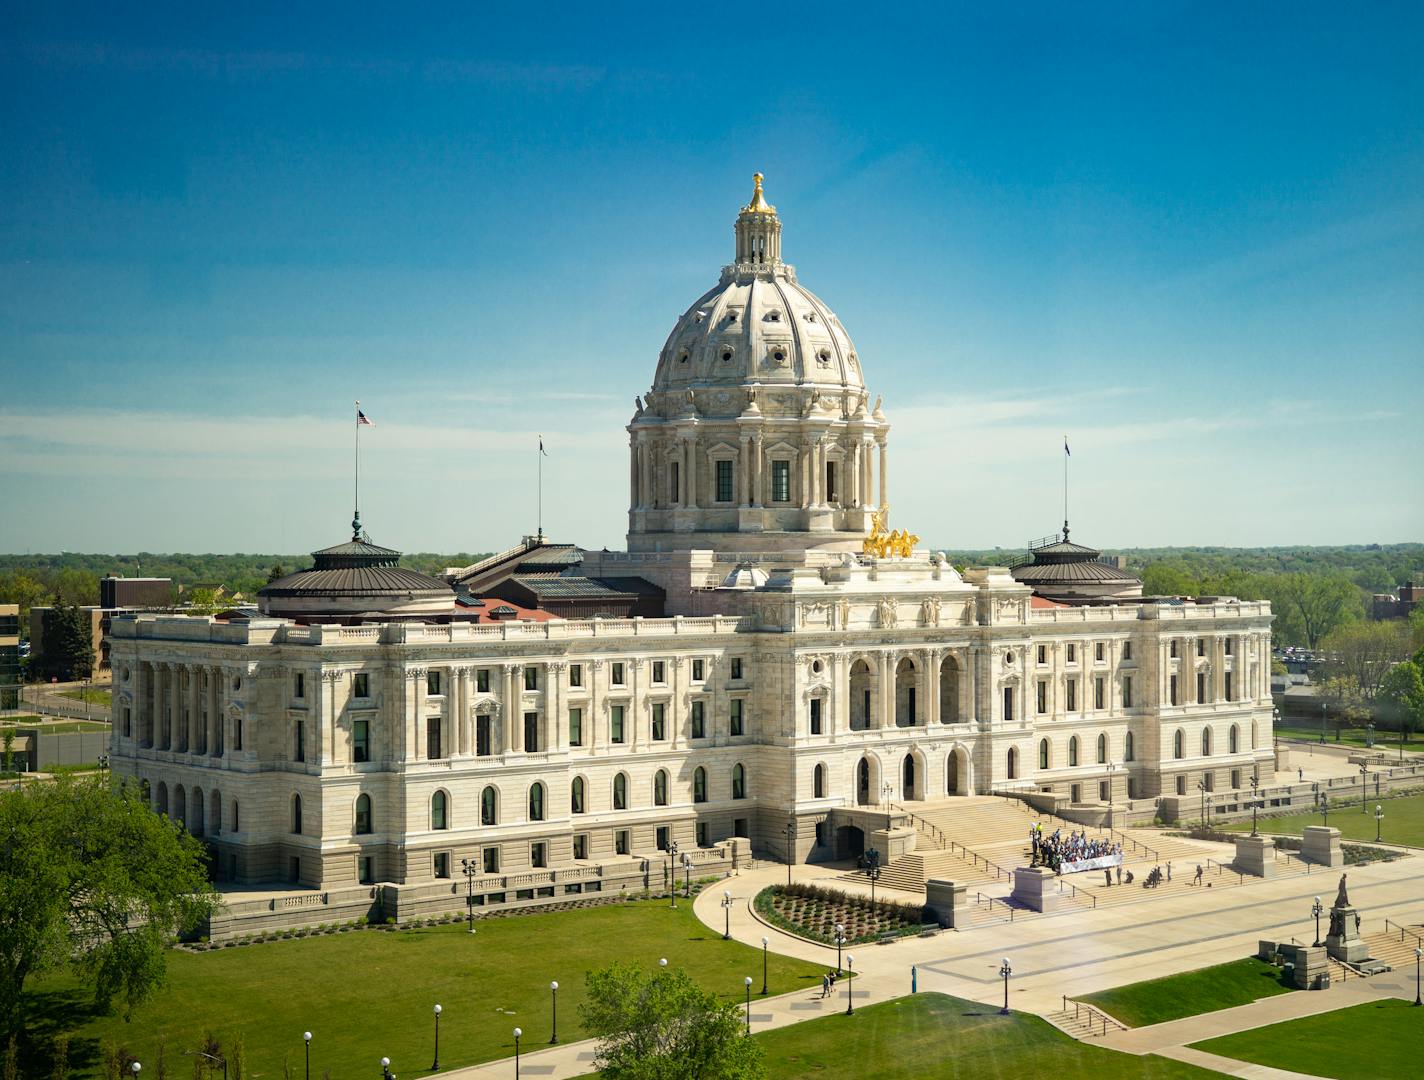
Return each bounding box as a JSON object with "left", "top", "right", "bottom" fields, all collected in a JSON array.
[
  {"left": 730, "top": 657, "right": 743, "bottom": 680},
  {"left": 1224, "top": 672, "right": 1233, "bottom": 701},
  {"left": 1099, "top": 780, "right": 1110, "bottom": 802},
  {"left": 1071, "top": 783, "right": 1082, "bottom": 802},
  {"left": 611, "top": 705, "right": 626, "bottom": 744},
  {"left": 569, "top": 664, "right": 583, "bottom": 688},
  {"left": 1003, "top": 686, "right": 1014, "bottom": 722},
  {"left": 1123, "top": 677, "right": 1134, "bottom": 709},
  {"left": 692, "top": 658, "right": 704, "bottom": 682},
  {"left": 656, "top": 825, "right": 670, "bottom": 852},
  {"left": 426, "top": 717, "right": 443, "bottom": 759},
  {"left": 1176, "top": 775, "right": 1187, "bottom": 796},
  {"left": 524, "top": 666, "right": 538, "bottom": 691},
  {"left": 1123, "top": 641, "right": 1133, "bottom": 661},
  {"left": 353, "top": 672, "right": 370, "bottom": 698},
  {"left": 1224, "top": 638, "right": 1233, "bottom": 656},
  {"left": 1095, "top": 642, "right": 1105, "bottom": 662},
  {"left": 1127, "top": 777, "right": 1138, "bottom": 798},
  {"left": 1094, "top": 677, "right": 1105, "bottom": 711},
  {"left": 524, "top": 711, "right": 539, "bottom": 752},
  {"left": 691, "top": 700, "right": 705, "bottom": 739},
  {"left": 358, "top": 857, "right": 373, "bottom": 885},
  {"left": 123, "top": 707, "right": 132, "bottom": 737},
  {"left": 825, "top": 460, "right": 838, "bottom": 502},
  {"left": 652, "top": 703, "right": 666, "bottom": 741},
  {"left": 615, "top": 829, "right": 630, "bottom": 856},
  {"left": 696, "top": 821, "right": 710, "bottom": 847},
  {"left": 568, "top": 708, "right": 583, "bottom": 747},
  {"left": 427, "top": 670, "right": 442, "bottom": 696},
  {"left": 652, "top": 660, "right": 666, "bottom": 684},
  {"left": 1067, "top": 644, "right": 1077, "bottom": 664},
  {"left": 234, "top": 716, "right": 243, "bottom": 752},
  {"left": 716, "top": 459, "right": 734, "bottom": 502},
  {"left": 434, "top": 852, "right": 450, "bottom": 879},
  {"left": 531, "top": 842, "right": 547, "bottom": 869},
  {"left": 294, "top": 720, "right": 305, "bottom": 762},
  {"left": 573, "top": 834, "right": 588, "bottom": 860},
  {"left": 670, "top": 461, "right": 680, "bottom": 504},
  {"left": 483, "top": 847, "right": 500, "bottom": 874},
  {"left": 729, "top": 699, "right": 744, "bottom": 736},
  {"left": 612, "top": 662, "right": 625, "bottom": 686},
  {"left": 734, "top": 818, "right": 749, "bottom": 839},
  {"left": 771, "top": 459, "right": 791, "bottom": 502},
  {"left": 1197, "top": 639, "right": 1206, "bottom": 657},
  {"left": 1036, "top": 682, "right": 1047, "bottom": 714},
  {"left": 1170, "top": 675, "right": 1179, "bottom": 706},
  {"left": 477, "top": 668, "right": 490, "bottom": 693},
  {"left": 294, "top": 672, "right": 305, "bottom": 699},
  {"left": 1170, "top": 641, "right": 1179, "bottom": 659},
  {"left": 1204, "top": 771, "right": 1215, "bottom": 792},
  {"left": 1066, "top": 679, "right": 1078, "bottom": 713},
  {"left": 1037, "top": 645, "right": 1047, "bottom": 665},
  {"left": 810, "top": 697, "right": 823, "bottom": 735},
  {"left": 476, "top": 716, "right": 492, "bottom": 757},
  {"left": 1197, "top": 672, "right": 1207, "bottom": 704},
  {"left": 1231, "top": 768, "right": 1241, "bottom": 789}
]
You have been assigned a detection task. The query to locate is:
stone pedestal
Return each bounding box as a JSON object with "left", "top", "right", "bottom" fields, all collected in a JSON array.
[
  {"left": 925, "top": 879, "right": 972, "bottom": 929},
  {"left": 1010, "top": 866, "right": 1060, "bottom": 912},
  {"left": 1290, "top": 945, "right": 1331, "bottom": 990},
  {"left": 1302, "top": 826, "right": 1343, "bottom": 868},
  {"left": 1326, "top": 906, "right": 1370, "bottom": 964},
  {"left": 1233, "top": 834, "right": 1277, "bottom": 878},
  {"left": 868, "top": 825, "right": 917, "bottom": 862}
]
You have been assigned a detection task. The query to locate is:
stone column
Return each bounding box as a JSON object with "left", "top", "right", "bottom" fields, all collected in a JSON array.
[
  {"left": 683, "top": 437, "right": 698, "bottom": 509},
  {"left": 505, "top": 664, "right": 523, "bottom": 752},
  {"left": 832, "top": 653, "right": 849, "bottom": 736},
  {"left": 738, "top": 436, "right": 751, "bottom": 508},
  {"left": 629, "top": 658, "right": 645, "bottom": 749},
  {"left": 190, "top": 666, "right": 203, "bottom": 753},
  {"left": 878, "top": 651, "right": 895, "bottom": 728},
  {"left": 751, "top": 434, "right": 763, "bottom": 506},
  {"left": 590, "top": 660, "right": 605, "bottom": 750},
  {"left": 848, "top": 440, "right": 861, "bottom": 507},
  {"left": 669, "top": 657, "right": 684, "bottom": 749},
  {"left": 548, "top": 661, "right": 566, "bottom": 752},
  {"left": 925, "top": 649, "right": 940, "bottom": 726},
  {"left": 876, "top": 437, "right": 888, "bottom": 509},
  {"left": 628, "top": 436, "right": 638, "bottom": 511}
]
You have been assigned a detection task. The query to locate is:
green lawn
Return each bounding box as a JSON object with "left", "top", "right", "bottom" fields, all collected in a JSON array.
[
  {"left": 1192, "top": 999, "right": 1422, "bottom": 1079},
  {"left": 1076, "top": 958, "right": 1294, "bottom": 1028},
  {"left": 23, "top": 899, "right": 824, "bottom": 1078},
  {"left": 1223, "top": 790, "right": 1424, "bottom": 847},
  {"left": 1274, "top": 724, "right": 1424, "bottom": 753},
  {"left": 755, "top": 993, "right": 1217, "bottom": 1079},
  {"left": 60, "top": 688, "right": 113, "bottom": 706},
  {"left": 0, "top": 719, "right": 109, "bottom": 734}
]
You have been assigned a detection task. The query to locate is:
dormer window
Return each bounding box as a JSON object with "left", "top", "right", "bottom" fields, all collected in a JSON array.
[
  {"left": 678, "top": 350, "right": 689, "bottom": 364},
  {"left": 766, "top": 310, "right": 781, "bottom": 322},
  {"left": 727, "top": 310, "right": 739, "bottom": 323},
  {"left": 721, "top": 348, "right": 734, "bottom": 362},
  {"left": 817, "top": 349, "right": 831, "bottom": 368}
]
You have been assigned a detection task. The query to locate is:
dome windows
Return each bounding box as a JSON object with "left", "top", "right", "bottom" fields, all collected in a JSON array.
[
  {"left": 721, "top": 347, "right": 735, "bottom": 363},
  {"left": 817, "top": 349, "right": 831, "bottom": 369},
  {"left": 764, "top": 309, "right": 782, "bottom": 323},
  {"left": 677, "top": 349, "right": 690, "bottom": 365}
]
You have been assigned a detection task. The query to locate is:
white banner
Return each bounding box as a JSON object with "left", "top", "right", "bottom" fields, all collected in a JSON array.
[{"left": 1061, "top": 853, "right": 1123, "bottom": 874}]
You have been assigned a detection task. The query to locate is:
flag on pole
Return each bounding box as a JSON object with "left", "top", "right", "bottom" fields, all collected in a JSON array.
[
  {"left": 357, "top": 408, "right": 374, "bottom": 427},
  {"left": 1064, "top": 436, "right": 1070, "bottom": 456},
  {"left": 539, "top": 435, "right": 547, "bottom": 456}
]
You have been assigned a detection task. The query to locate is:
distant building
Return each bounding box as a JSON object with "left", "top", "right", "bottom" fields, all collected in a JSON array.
[
  {"left": 0, "top": 604, "right": 19, "bottom": 710},
  {"left": 100, "top": 576, "right": 173, "bottom": 609},
  {"left": 1371, "top": 581, "right": 1421, "bottom": 621}
]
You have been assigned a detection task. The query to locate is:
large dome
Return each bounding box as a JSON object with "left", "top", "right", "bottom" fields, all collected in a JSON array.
[{"left": 258, "top": 534, "right": 455, "bottom": 622}]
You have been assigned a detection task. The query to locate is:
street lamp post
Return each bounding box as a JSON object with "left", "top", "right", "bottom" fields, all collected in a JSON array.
[
  {"left": 131, "top": 1065, "right": 140, "bottom": 1077},
  {"left": 834, "top": 924, "right": 846, "bottom": 975},
  {"left": 1105, "top": 762, "right": 1117, "bottom": 832},
  {"left": 98, "top": 753, "right": 109, "bottom": 783},
  {"left": 761, "top": 936, "right": 769, "bottom": 995},
  {"left": 999, "top": 957, "right": 1013, "bottom": 1015},
  {"left": 461, "top": 858, "right": 478, "bottom": 934},
  {"left": 864, "top": 847, "right": 882, "bottom": 909},
  {"left": 845, "top": 955, "right": 855, "bottom": 1015},
  {"left": 303, "top": 1032, "right": 312, "bottom": 1080},
  {"left": 668, "top": 840, "right": 679, "bottom": 909},
  {"left": 744, "top": 976, "right": 753, "bottom": 1035},
  {"left": 682, "top": 853, "right": 692, "bottom": 898},
  {"left": 380, "top": 1056, "right": 393, "bottom": 1080},
  {"left": 431, "top": 1004, "right": 441, "bottom": 1070},
  {"left": 1249, "top": 773, "right": 1260, "bottom": 837},
  {"left": 1360, "top": 763, "right": 1369, "bottom": 813},
  {"left": 1320, "top": 702, "right": 1327, "bottom": 743},
  {"left": 785, "top": 818, "right": 795, "bottom": 888},
  {"left": 721, "top": 890, "right": 734, "bottom": 940},
  {"left": 1312, "top": 895, "right": 1324, "bottom": 947},
  {"left": 513, "top": 1029, "right": 522, "bottom": 1080},
  {"left": 549, "top": 981, "right": 559, "bottom": 1044},
  {"left": 1414, "top": 947, "right": 1422, "bottom": 1007},
  {"left": 1375, "top": 804, "right": 1384, "bottom": 843},
  {"left": 1197, "top": 780, "right": 1207, "bottom": 828}
]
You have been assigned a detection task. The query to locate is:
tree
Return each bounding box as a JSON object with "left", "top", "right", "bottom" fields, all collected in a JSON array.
[
  {"left": 1317, "top": 676, "right": 1369, "bottom": 736},
  {"left": 1141, "top": 564, "right": 1200, "bottom": 597},
  {"left": 1378, "top": 660, "right": 1424, "bottom": 738},
  {"left": 183, "top": 589, "right": 227, "bottom": 616},
  {"left": 1318, "top": 621, "right": 1413, "bottom": 698},
  {"left": 580, "top": 962, "right": 765, "bottom": 1080},
  {"left": 38, "top": 601, "right": 94, "bottom": 681},
  {"left": 1410, "top": 607, "right": 1424, "bottom": 652},
  {"left": 50, "top": 569, "right": 99, "bottom": 608},
  {"left": 0, "top": 573, "right": 47, "bottom": 638},
  {"left": 1272, "top": 574, "right": 1362, "bottom": 650},
  {"left": 266, "top": 564, "right": 287, "bottom": 584},
  {"left": 0, "top": 776, "right": 220, "bottom": 1035}
]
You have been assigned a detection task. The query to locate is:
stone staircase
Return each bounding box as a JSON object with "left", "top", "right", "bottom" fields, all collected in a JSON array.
[
  {"left": 1046, "top": 1000, "right": 1129, "bottom": 1039},
  {"left": 1363, "top": 925, "right": 1424, "bottom": 972}
]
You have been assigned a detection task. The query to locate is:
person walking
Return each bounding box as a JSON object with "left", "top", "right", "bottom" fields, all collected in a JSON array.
[
  {"left": 1194, "top": 864, "right": 1204, "bottom": 886},
  {"left": 1115, "top": 863, "right": 1123, "bottom": 885},
  {"left": 1104, "top": 868, "right": 1112, "bottom": 887},
  {"left": 822, "top": 973, "right": 830, "bottom": 998}
]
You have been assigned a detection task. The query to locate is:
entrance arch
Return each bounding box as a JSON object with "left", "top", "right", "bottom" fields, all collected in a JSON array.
[
  {"left": 849, "top": 658, "right": 876, "bottom": 730},
  {"left": 939, "top": 655, "right": 961, "bottom": 723},
  {"left": 901, "top": 753, "right": 918, "bottom": 801},
  {"left": 946, "top": 747, "right": 973, "bottom": 796},
  {"left": 856, "top": 756, "right": 877, "bottom": 806},
  {"left": 895, "top": 657, "right": 918, "bottom": 726}
]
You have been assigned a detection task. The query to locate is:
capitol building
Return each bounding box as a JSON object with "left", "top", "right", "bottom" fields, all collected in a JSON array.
[{"left": 108, "top": 177, "right": 1274, "bottom": 920}]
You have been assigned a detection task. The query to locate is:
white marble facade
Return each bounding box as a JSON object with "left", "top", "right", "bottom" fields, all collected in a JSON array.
[{"left": 107, "top": 177, "right": 1274, "bottom": 892}]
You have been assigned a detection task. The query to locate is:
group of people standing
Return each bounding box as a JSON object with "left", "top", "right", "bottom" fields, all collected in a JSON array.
[{"left": 1028, "top": 822, "right": 1122, "bottom": 873}]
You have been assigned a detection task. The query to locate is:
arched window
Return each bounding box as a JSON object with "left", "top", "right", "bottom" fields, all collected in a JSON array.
[
  {"left": 529, "top": 782, "right": 545, "bottom": 822},
  {"left": 156, "top": 781, "right": 168, "bottom": 816},
  {"left": 210, "top": 790, "right": 222, "bottom": 834},
  {"left": 1229, "top": 724, "right": 1239, "bottom": 754},
  {"left": 693, "top": 766, "right": 707, "bottom": 804},
  {"left": 431, "top": 790, "right": 449, "bottom": 830},
  {"left": 1007, "top": 747, "right": 1018, "bottom": 780},
  {"left": 292, "top": 793, "right": 303, "bottom": 835},
  {"left": 1201, "top": 728, "right": 1212, "bottom": 757},
  {"left": 1097, "top": 733, "right": 1107, "bottom": 765},
  {"left": 1038, "top": 739, "right": 1050, "bottom": 770},
  {"left": 653, "top": 770, "right": 669, "bottom": 807},
  {"left": 613, "top": 773, "right": 628, "bottom": 810},
  {"left": 355, "top": 793, "right": 372, "bottom": 835},
  {"left": 1068, "top": 736, "right": 1079, "bottom": 767},
  {"left": 1124, "top": 731, "right": 1135, "bottom": 762},
  {"left": 813, "top": 763, "right": 826, "bottom": 799},
  {"left": 571, "top": 776, "right": 586, "bottom": 814},
  {"left": 481, "top": 786, "right": 498, "bottom": 826},
  {"left": 1173, "top": 729, "right": 1184, "bottom": 759},
  {"left": 732, "top": 763, "right": 747, "bottom": 800}
]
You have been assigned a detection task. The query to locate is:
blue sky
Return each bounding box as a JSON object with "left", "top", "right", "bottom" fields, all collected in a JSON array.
[{"left": 2, "top": 3, "right": 1421, "bottom": 555}]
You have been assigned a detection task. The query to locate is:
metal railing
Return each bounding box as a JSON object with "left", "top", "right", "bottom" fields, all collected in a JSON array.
[
  {"left": 895, "top": 805, "right": 1013, "bottom": 882},
  {"left": 973, "top": 892, "right": 1016, "bottom": 922},
  {"left": 1384, "top": 919, "right": 1424, "bottom": 948},
  {"left": 1056, "top": 877, "right": 1098, "bottom": 909},
  {"left": 1061, "top": 996, "right": 1128, "bottom": 1035},
  {"left": 993, "top": 792, "right": 1160, "bottom": 861}
]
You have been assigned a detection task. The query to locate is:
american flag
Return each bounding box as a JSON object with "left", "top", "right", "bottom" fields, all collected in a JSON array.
[{"left": 357, "top": 407, "right": 374, "bottom": 427}]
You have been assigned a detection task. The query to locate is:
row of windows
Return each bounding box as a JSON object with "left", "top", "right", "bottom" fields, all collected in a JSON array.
[
  {"left": 1035, "top": 675, "right": 1130, "bottom": 714},
  {"left": 1033, "top": 723, "right": 1248, "bottom": 771},
  {"left": 1035, "top": 641, "right": 1131, "bottom": 665}
]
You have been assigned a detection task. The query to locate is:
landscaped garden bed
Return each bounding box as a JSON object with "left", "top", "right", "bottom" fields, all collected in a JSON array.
[{"left": 755, "top": 883, "right": 935, "bottom": 945}]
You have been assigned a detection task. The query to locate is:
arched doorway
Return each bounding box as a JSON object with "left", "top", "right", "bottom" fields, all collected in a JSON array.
[
  {"left": 849, "top": 659, "right": 876, "bottom": 730},
  {"left": 939, "top": 655, "right": 961, "bottom": 723},
  {"left": 835, "top": 824, "right": 866, "bottom": 860},
  {"left": 857, "top": 756, "right": 874, "bottom": 805},
  {"left": 895, "top": 657, "right": 918, "bottom": 726},
  {"left": 901, "top": 753, "right": 918, "bottom": 801},
  {"left": 947, "top": 747, "right": 972, "bottom": 796},
  {"left": 190, "top": 786, "right": 205, "bottom": 836}
]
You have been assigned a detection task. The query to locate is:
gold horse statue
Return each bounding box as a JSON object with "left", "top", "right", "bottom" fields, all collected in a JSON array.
[{"left": 862, "top": 511, "right": 919, "bottom": 558}]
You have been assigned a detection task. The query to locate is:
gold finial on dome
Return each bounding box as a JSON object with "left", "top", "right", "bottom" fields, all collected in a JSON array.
[{"left": 741, "top": 172, "right": 777, "bottom": 215}]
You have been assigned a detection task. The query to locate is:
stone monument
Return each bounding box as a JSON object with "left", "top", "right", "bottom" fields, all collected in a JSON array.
[
  {"left": 1324, "top": 873, "right": 1369, "bottom": 964},
  {"left": 925, "top": 879, "right": 972, "bottom": 929},
  {"left": 1301, "top": 825, "right": 1343, "bottom": 868},
  {"left": 1010, "top": 865, "right": 1060, "bottom": 912},
  {"left": 1233, "top": 833, "right": 1276, "bottom": 878}
]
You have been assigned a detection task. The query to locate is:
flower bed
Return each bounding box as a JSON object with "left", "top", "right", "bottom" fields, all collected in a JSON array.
[{"left": 754, "top": 883, "right": 934, "bottom": 945}]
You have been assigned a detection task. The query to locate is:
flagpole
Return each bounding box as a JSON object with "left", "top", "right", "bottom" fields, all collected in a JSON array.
[
  {"left": 354, "top": 400, "right": 361, "bottom": 540},
  {"left": 537, "top": 434, "right": 543, "bottom": 542},
  {"left": 1063, "top": 434, "right": 1068, "bottom": 539}
]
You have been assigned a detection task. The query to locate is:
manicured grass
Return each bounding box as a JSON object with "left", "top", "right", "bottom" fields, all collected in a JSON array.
[
  {"left": 756, "top": 993, "right": 1217, "bottom": 1078},
  {"left": 1076, "top": 958, "right": 1294, "bottom": 1028},
  {"left": 1, "top": 719, "right": 109, "bottom": 734},
  {"left": 1275, "top": 724, "right": 1424, "bottom": 752},
  {"left": 1222, "top": 790, "right": 1424, "bottom": 847},
  {"left": 1191, "top": 999, "right": 1422, "bottom": 1079},
  {"left": 60, "top": 688, "right": 113, "bottom": 706},
  {"left": 23, "top": 899, "right": 824, "bottom": 1078}
]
